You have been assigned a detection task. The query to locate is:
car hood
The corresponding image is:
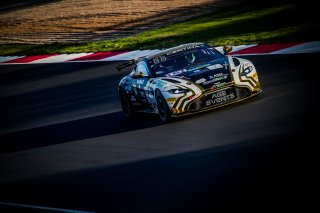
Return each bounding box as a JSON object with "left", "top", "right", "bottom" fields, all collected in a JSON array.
[{"left": 165, "top": 57, "right": 232, "bottom": 90}]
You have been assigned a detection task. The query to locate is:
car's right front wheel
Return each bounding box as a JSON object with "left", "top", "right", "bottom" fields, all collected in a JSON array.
[{"left": 155, "top": 90, "right": 172, "bottom": 122}]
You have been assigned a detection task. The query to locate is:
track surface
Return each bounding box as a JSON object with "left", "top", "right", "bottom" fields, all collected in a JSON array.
[{"left": 0, "top": 54, "right": 317, "bottom": 212}]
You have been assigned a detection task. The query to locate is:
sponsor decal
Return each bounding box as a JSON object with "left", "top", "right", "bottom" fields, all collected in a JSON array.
[
  {"left": 137, "top": 79, "right": 144, "bottom": 84},
  {"left": 160, "top": 55, "right": 167, "bottom": 61},
  {"left": 223, "top": 61, "right": 229, "bottom": 69},
  {"left": 207, "top": 64, "right": 223, "bottom": 70},
  {"left": 146, "top": 90, "right": 155, "bottom": 104},
  {"left": 156, "top": 71, "right": 164, "bottom": 75},
  {"left": 166, "top": 64, "right": 211, "bottom": 77},
  {"left": 214, "top": 82, "right": 226, "bottom": 89},
  {"left": 166, "top": 97, "right": 177, "bottom": 103},
  {"left": 153, "top": 55, "right": 167, "bottom": 64},
  {"left": 203, "top": 74, "right": 228, "bottom": 85},
  {"left": 166, "top": 45, "right": 200, "bottom": 56},
  {"left": 165, "top": 69, "right": 188, "bottom": 77},
  {"left": 213, "top": 73, "right": 224, "bottom": 77},
  {"left": 153, "top": 58, "right": 160, "bottom": 64},
  {"left": 176, "top": 76, "right": 191, "bottom": 80},
  {"left": 206, "top": 90, "right": 236, "bottom": 106},
  {"left": 210, "top": 82, "right": 226, "bottom": 91},
  {"left": 196, "top": 78, "right": 206, "bottom": 84},
  {"left": 209, "top": 73, "right": 224, "bottom": 79}
]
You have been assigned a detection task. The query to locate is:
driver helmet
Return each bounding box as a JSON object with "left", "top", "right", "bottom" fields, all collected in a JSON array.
[{"left": 185, "top": 53, "right": 196, "bottom": 63}]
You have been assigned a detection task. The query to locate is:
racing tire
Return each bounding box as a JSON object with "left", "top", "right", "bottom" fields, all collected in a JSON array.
[
  {"left": 155, "top": 90, "right": 172, "bottom": 122},
  {"left": 119, "top": 88, "right": 135, "bottom": 119}
]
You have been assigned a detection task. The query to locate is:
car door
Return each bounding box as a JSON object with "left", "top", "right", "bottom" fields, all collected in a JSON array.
[{"left": 131, "top": 60, "right": 151, "bottom": 106}]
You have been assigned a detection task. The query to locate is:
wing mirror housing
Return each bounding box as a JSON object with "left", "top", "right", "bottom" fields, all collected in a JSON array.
[
  {"left": 223, "top": 45, "right": 233, "bottom": 55},
  {"left": 131, "top": 71, "right": 146, "bottom": 79}
]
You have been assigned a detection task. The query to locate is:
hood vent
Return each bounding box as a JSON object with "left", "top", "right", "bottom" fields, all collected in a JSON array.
[{"left": 162, "top": 78, "right": 181, "bottom": 84}]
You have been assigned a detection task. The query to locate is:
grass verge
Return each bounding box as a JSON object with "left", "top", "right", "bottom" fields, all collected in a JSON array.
[{"left": 0, "top": 0, "right": 319, "bottom": 56}]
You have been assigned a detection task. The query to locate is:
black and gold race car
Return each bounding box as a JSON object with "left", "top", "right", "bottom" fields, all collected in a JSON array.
[{"left": 117, "top": 43, "right": 262, "bottom": 122}]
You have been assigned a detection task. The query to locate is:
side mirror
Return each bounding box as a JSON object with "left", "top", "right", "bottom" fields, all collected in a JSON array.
[
  {"left": 131, "top": 71, "right": 146, "bottom": 79},
  {"left": 223, "top": 45, "right": 233, "bottom": 54}
]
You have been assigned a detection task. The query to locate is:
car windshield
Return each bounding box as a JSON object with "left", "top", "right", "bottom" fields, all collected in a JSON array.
[{"left": 151, "top": 46, "right": 224, "bottom": 77}]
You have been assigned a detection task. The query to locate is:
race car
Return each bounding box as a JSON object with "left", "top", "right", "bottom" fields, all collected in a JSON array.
[{"left": 117, "top": 42, "right": 262, "bottom": 122}]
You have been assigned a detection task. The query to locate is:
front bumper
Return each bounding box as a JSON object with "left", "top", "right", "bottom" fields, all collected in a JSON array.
[{"left": 171, "top": 85, "right": 261, "bottom": 116}]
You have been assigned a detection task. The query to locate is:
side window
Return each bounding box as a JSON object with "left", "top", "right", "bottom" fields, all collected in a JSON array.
[{"left": 136, "top": 61, "right": 150, "bottom": 77}]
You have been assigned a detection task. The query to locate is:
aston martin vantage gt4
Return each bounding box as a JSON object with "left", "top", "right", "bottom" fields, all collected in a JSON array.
[{"left": 117, "top": 43, "right": 262, "bottom": 122}]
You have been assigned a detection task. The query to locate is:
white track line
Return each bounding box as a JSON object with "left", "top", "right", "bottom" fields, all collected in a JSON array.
[
  {"left": 1, "top": 42, "right": 319, "bottom": 64},
  {"left": 0, "top": 201, "right": 95, "bottom": 213},
  {"left": 101, "top": 49, "right": 160, "bottom": 61},
  {"left": 271, "top": 41, "right": 320, "bottom": 54},
  {"left": 29, "top": 53, "right": 93, "bottom": 63},
  {"left": 0, "top": 56, "right": 25, "bottom": 63},
  {"left": 99, "top": 50, "right": 140, "bottom": 61}
]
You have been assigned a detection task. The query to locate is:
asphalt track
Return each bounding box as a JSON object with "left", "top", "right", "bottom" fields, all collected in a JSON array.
[{"left": 0, "top": 54, "right": 318, "bottom": 212}]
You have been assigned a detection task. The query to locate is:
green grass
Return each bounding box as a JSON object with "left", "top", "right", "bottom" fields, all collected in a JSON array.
[{"left": 0, "top": 0, "right": 319, "bottom": 56}]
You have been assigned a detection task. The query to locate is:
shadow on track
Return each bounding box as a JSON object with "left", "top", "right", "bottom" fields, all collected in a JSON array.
[
  {"left": 0, "top": 92, "right": 266, "bottom": 155},
  {"left": 0, "top": 112, "right": 163, "bottom": 154},
  {"left": 0, "top": 130, "right": 313, "bottom": 212}
]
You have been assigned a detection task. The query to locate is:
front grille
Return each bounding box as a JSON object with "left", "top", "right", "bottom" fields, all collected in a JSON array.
[{"left": 188, "top": 86, "right": 251, "bottom": 112}]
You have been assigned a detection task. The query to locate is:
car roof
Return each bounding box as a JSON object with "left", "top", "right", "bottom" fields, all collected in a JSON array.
[{"left": 144, "top": 42, "right": 206, "bottom": 60}]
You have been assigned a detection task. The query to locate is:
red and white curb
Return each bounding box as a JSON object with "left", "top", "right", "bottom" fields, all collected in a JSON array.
[{"left": 1, "top": 41, "right": 319, "bottom": 64}]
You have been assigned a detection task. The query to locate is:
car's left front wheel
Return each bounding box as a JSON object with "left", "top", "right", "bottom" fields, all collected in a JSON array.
[{"left": 155, "top": 90, "right": 172, "bottom": 122}]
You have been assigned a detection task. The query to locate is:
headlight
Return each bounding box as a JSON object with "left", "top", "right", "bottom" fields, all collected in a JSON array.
[
  {"left": 241, "top": 66, "right": 253, "bottom": 76},
  {"left": 167, "top": 88, "right": 190, "bottom": 94}
]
